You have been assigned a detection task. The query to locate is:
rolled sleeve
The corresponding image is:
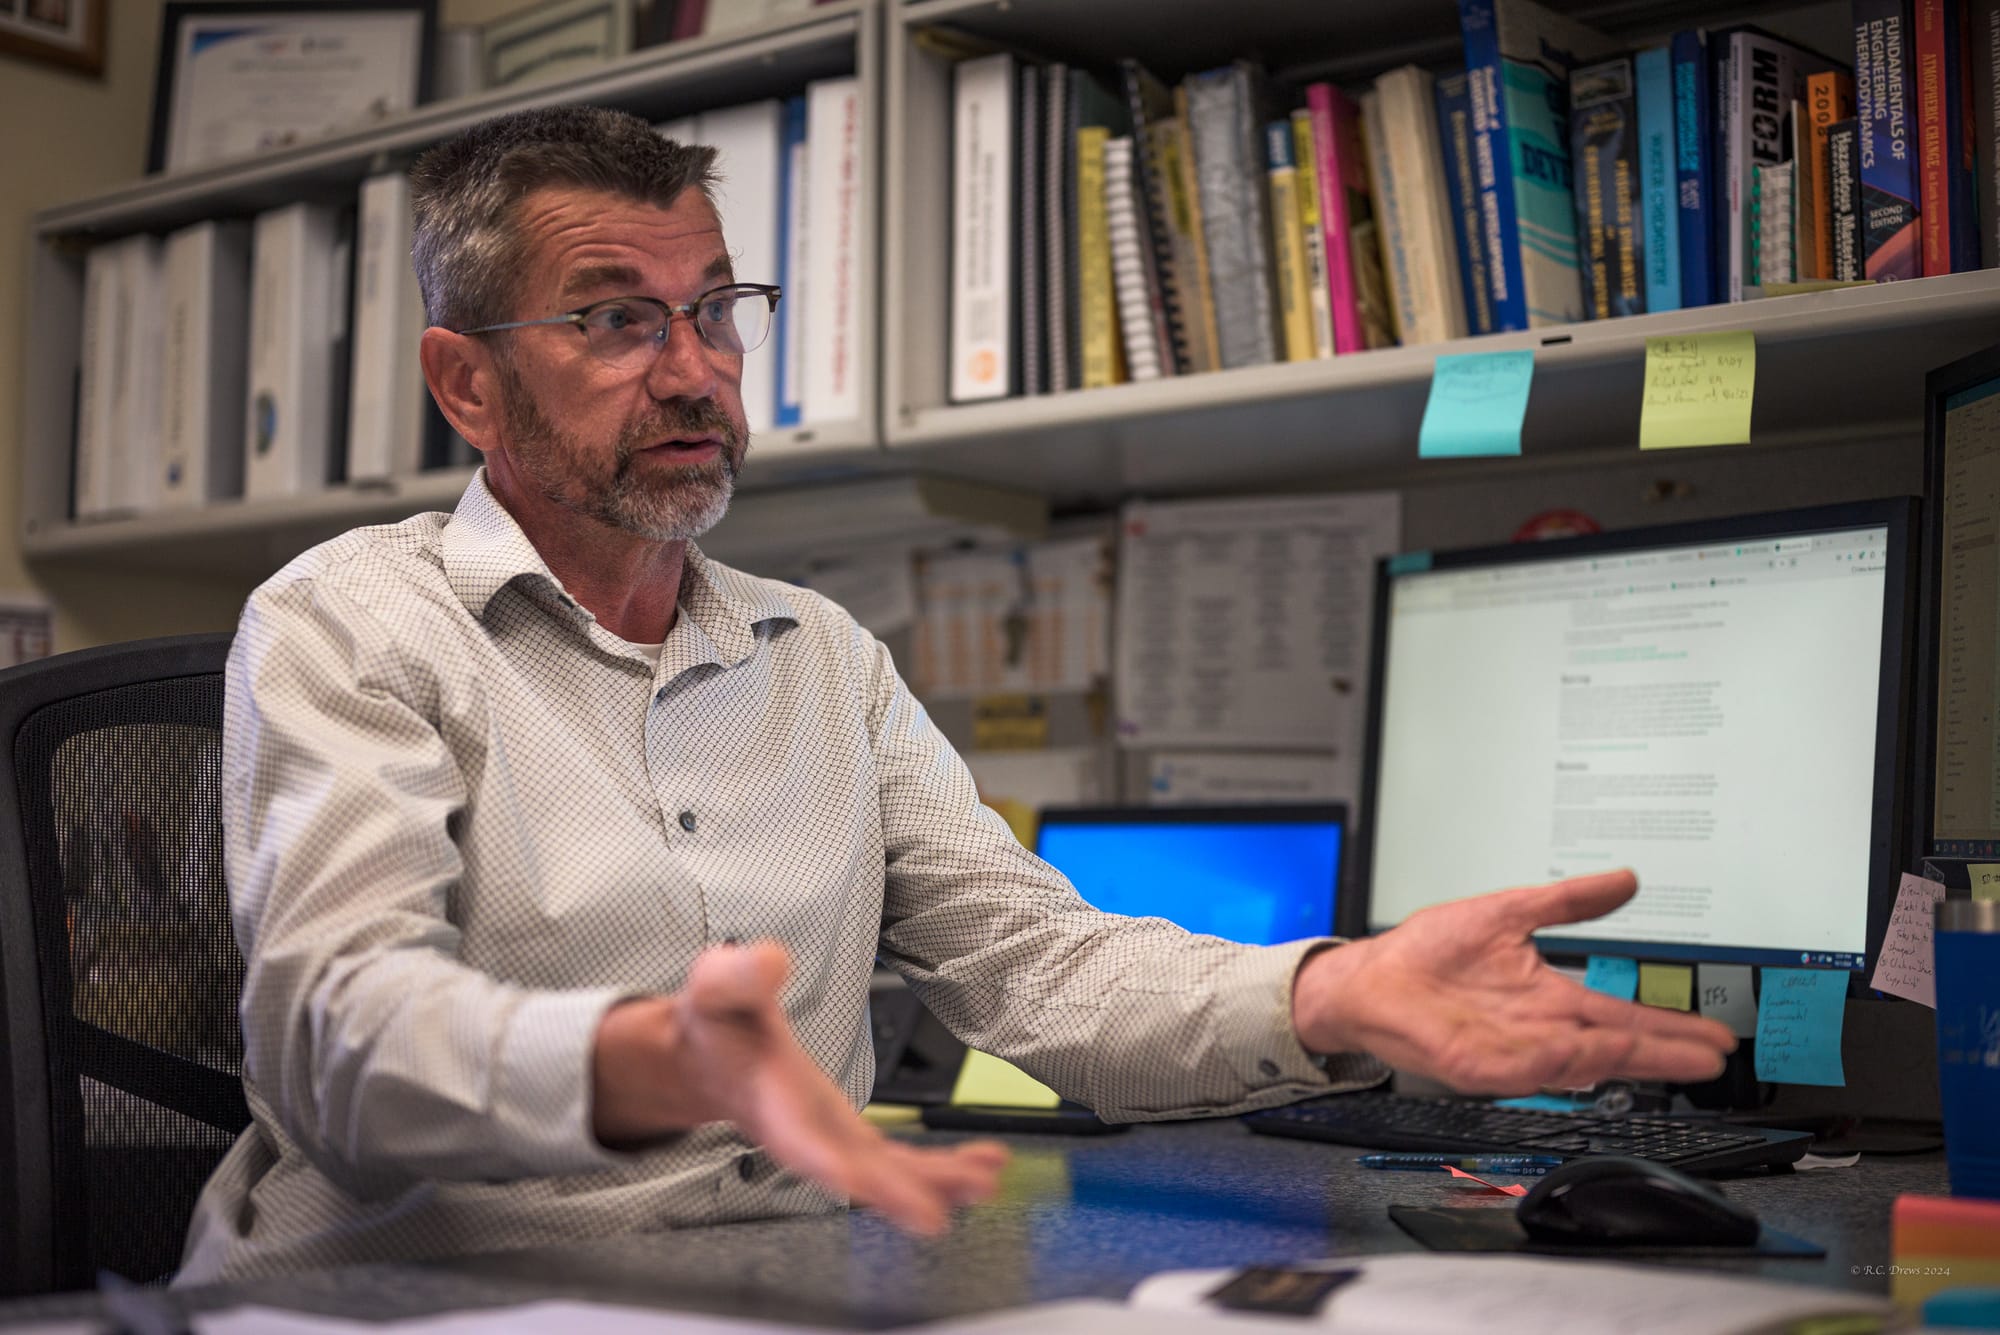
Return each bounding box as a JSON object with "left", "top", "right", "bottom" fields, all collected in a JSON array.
[
  {"left": 1206, "top": 939, "right": 1390, "bottom": 1100},
  {"left": 493, "top": 987, "right": 634, "bottom": 1176}
]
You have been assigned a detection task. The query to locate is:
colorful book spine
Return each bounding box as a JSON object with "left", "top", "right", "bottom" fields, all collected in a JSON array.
[
  {"left": 1265, "top": 120, "right": 1316, "bottom": 361},
  {"left": 1076, "top": 124, "right": 1121, "bottom": 388},
  {"left": 1671, "top": 30, "right": 1715, "bottom": 307},
  {"left": 1978, "top": 2, "right": 2000, "bottom": 268},
  {"left": 1290, "top": 110, "right": 1336, "bottom": 358},
  {"left": 1721, "top": 29, "right": 1838, "bottom": 302},
  {"left": 1806, "top": 71, "right": 1857, "bottom": 278},
  {"left": 1944, "top": 0, "right": 1981, "bottom": 271},
  {"left": 1306, "top": 83, "right": 1386, "bottom": 353},
  {"left": 1855, "top": 0, "right": 1921, "bottom": 280},
  {"left": 772, "top": 94, "right": 807, "bottom": 427},
  {"left": 1435, "top": 72, "right": 1494, "bottom": 334},
  {"left": 1828, "top": 117, "right": 1865, "bottom": 279},
  {"left": 1635, "top": 46, "right": 1681, "bottom": 312},
  {"left": 1572, "top": 56, "right": 1644, "bottom": 319},
  {"left": 1917, "top": 0, "right": 1952, "bottom": 274}
]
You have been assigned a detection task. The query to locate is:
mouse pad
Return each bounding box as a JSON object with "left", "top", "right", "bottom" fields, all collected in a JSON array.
[{"left": 1389, "top": 1205, "right": 1826, "bottom": 1259}]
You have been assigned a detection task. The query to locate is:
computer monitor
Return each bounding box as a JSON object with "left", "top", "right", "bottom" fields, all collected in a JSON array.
[
  {"left": 1919, "top": 342, "right": 2000, "bottom": 861},
  {"left": 1035, "top": 805, "right": 1345, "bottom": 945},
  {"left": 1348, "top": 500, "right": 1915, "bottom": 973}
]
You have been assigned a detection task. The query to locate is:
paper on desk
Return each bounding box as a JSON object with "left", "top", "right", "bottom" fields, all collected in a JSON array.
[
  {"left": 1869, "top": 873, "right": 1948, "bottom": 1007},
  {"left": 1127, "top": 1254, "right": 1894, "bottom": 1335},
  {"left": 200, "top": 1301, "right": 806, "bottom": 1335}
]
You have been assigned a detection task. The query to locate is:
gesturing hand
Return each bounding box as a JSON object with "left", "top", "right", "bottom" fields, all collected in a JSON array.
[
  {"left": 593, "top": 942, "right": 1008, "bottom": 1235},
  {"left": 1290, "top": 870, "right": 1736, "bottom": 1095}
]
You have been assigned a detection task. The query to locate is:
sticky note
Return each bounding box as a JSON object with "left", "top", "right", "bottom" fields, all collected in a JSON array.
[
  {"left": 1638, "top": 962, "right": 1694, "bottom": 1010},
  {"left": 1870, "top": 873, "right": 1948, "bottom": 1007},
  {"left": 951, "top": 1049, "right": 1061, "bottom": 1109},
  {"left": 1697, "top": 963, "right": 1759, "bottom": 1038},
  {"left": 1755, "top": 967, "right": 1848, "bottom": 1086},
  {"left": 1971, "top": 864, "right": 2000, "bottom": 904},
  {"left": 1418, "top": 350, "right": 1534, "bottom": 457},
  {"left": 1638, "top": 331, "right": 1756, "bottom": 450},
  {"left": 1584, "top": 955, "right": 1639, "bottom": 1000}
]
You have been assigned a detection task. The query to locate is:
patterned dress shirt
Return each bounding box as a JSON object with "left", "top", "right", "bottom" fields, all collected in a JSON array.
[{"left": 178, "top": 472, "right": 1384, "bottom": 1283}]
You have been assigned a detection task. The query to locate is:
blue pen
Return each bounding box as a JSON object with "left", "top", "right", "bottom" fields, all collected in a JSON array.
[{"left": 1356, "top": 1153, "right": 1565, "bottom": 1175}]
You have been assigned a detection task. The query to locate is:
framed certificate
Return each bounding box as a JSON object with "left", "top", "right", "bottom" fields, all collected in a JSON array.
[
  {"left": 148, "top": 2, "right": 436, "bottom": 174},
  {"left": 0, "top": 0, "right": 107, "bottom": 77},
  {"left": 480, "top": 0, "right": 632, "bottom": 92}
]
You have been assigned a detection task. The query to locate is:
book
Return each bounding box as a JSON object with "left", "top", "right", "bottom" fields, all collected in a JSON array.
[
  {"left": 245, "top": 202, "right": 344, "bottom": 500},
  {"left": 1458, "top": 0, "right": 1618, "bottom": 329},
  {"left": 950, "top": 53, "right": 1018, "bottom": 403},
  {"left": 1978, "top": 2, "right": 2000, "bottom": 268},
  {"left": 699, "top": 99, "right": 785, "bottom": 430},
  {"left": 1017, "top": 61, "right": 1044, "bottom": 396},
  {"left": 1075, "top": 124, "right": 1122, "bottom": 389},
  {"left": 1105, "top": 136, "right": 1166, "bottom": 379},
  {"left": 162, "top": 221, "right": 250, "bottom": 508},
  {"left": 1804, "top": 71, "right": 1856, "bottom": 278},
  {"left": 1367, "top": 66, "right": 1467, "bottom": 346},
  {"left": 346, "top": 174, "right": 431, "bottom": 485},
  {"left": 1306, "top": 82, "right": 1393, "bottom": 353},
  {"left": 1828, "top": 116, "right": 1865, "bottom": 279},
  {"left": 1750, "top": 158, "right": 1796, "bottom": 284},
  {"left": 1264, "top": 121, "right": 1315, "bottom": 361},
  {"left": 1168, "top": 86, "right": 1223, "bottom": 373},
  {"left": 1042, "top": 63, "right": 1072, "bottom": 391},
  {"left": 1854, "top": 0, "right": 1921, "bottom": 280},
  {"left": 1434, "top": 72, "right": 1495, "bottom": 335},
  {"left": 1062, "top": 70, "right": 1130, "bottom": 389},
  {"left": 1117, "top": 60, "right": 1184, "bottom": 376},
  {"left": 1289, "top": 110, "right": 1336, "bottom": 358},
  {"left": 1915, "top": 0, "right": 1981, "bottom": 275},
  {"left": 802, "top": 75, "right": 862, "bottom": 423},
  {"left": 1185, "top": 62, "right": 1281, "bottom": 368},
  {"left": 73, "top": 241, "right": 122, "bottom": 520},
  {"left": 1571, "top": 56, "right": 1644, "bottom": 319},
  {"left": 1671, "top": 29, "right": 1717, "bottom": 306},
  {"left": 1719, "top": 28, "right": 1840, "bottom": 302},
  {"left": 1635, "top": 45, "right": 1681, "bottom": 312},
  {"left": 773, "top": 94, "right": 808, "bottom": 427}
]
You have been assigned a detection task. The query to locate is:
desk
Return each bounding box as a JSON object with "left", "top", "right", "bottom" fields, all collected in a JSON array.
[{"left": 0, "top": 1120, "right": 1951, "bottom": 1330}]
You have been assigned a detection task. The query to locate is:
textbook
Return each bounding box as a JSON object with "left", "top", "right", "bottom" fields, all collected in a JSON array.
[
  {"left": 949, "top": 53, "right": 1018, "bottom": 403},
  {"left": 1670, "top": 29, "right": 1717, "bottom": 306},
  {"left": 1263, "top": 120, "right": 1316, "bottom": 361},
  {"left": 1434, "top": 71, "right": 1495, "bottom": 335},
  {"left": 1571, "top": 54, "right": 1644, "bottom": 319},
  {"left": 1367, "top": 65, "right": 1467, "bottom": 346},
  {"left": 1853, "top": 0, "right": 1920, "bottom": 280},
  {"left": 1804, "top": 71, "right": 1856, "bottom": 278},
  {"left": 1828, "top": 116, "right": 1864, "bottom": 279},
  {"left": 1186, "top": 62, "right": 1281, "bottom": 368},
  {"left": 1718, "top": 27, "right": 1840, "bottom": 302},
  {"left": 773, "top": 94, "right": 807, "bottom": 427},
  {"left": 1635, "top": 45, "right": 1681, "bottom": 312}
]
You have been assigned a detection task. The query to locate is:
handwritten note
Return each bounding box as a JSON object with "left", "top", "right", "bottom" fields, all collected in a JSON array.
[
  {"left": 1419, "top": 350, "right": 1534, "bottom": 458},
  {"left": 1870, "top": 873, "right": 1948, "bottom": 1007},
  {"left": 1637, "top": 962, "right": 1694, "bottom": 1010},
  {"left": 1697, "top": 963, "right": 1759, "bottom": 1038},
  {"left": 1638, "top": 331, "right": 1756, "bottom": 450},
  {"left": 1971, "top": 864, "right": 2000, "bottom": 904},
  {"left": 1754, "top": 967, "right": 1848, "bottom": 1086},
  {"left": 1584, "top": 955, "right": 1639, "bottom": 1001}
]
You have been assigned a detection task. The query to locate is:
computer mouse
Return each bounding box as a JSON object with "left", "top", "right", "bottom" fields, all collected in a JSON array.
[{"left": 1515, "top": 1155, "right": 1761, "bottom": 1246}]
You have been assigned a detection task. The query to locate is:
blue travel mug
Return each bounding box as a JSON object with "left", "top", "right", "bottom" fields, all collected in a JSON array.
[{"left": 1936, "top": 900, "right": 2000, "bottom": 1200}]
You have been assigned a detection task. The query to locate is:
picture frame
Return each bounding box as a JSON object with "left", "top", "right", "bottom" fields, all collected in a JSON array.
[
  {"left": 480, "top": 0, "right": 633, "bottom": 93},
  {"left": 0, "top": 0, "right": 107, "bottom": 77},
  {"left": 147, "top": 1, "right": 437, "bottom": 175}
]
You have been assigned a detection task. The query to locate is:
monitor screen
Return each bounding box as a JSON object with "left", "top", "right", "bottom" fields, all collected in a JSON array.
[
  {"left": 1036, "top": 805, "right": 1345, "bottom": 945},
  {"left": 1353, "top": 501, "right": 1914, "bottom": 972}
]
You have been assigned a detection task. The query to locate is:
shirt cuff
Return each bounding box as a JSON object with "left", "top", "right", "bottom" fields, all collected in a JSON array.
[
  {"left": 1210, "top": 938, "right": 1390, "bottom": 1096},
  {"left": 492, "top": 986, "right": 633, "bottom": 1176}
]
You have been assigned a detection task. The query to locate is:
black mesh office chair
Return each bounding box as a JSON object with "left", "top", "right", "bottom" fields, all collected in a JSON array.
[{"left": 0, "top": 632, "right": 249, "bottom": 1295}]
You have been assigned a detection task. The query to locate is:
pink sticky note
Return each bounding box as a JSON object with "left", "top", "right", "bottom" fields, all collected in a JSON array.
[
  {"left": 1444, "top": 1165, "right": 1529, "bottom": 1197},
  {"left": 1870, "top": 873, "right": 1947, "bottom": 1008}
]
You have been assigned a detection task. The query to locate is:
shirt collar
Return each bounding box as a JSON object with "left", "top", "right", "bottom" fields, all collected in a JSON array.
[{"left": 441, "top": 469, "right": 795, "bottom": 669}]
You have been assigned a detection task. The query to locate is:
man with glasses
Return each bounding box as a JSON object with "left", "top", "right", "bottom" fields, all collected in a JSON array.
[{"left": 184, "top": 105, "right": 1734, "bottom": 1282}]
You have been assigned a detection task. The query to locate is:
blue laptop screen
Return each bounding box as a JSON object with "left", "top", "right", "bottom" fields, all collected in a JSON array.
[{"left": 1036, "top": 817, "right": 1342, "bottom": 945}]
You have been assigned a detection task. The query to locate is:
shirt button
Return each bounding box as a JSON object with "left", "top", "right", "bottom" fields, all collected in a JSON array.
[
  {"left": 678, "top": 810, "right": 697, "bottom": 833},
  {"left": 737, "top": 1153, "right": 763, "bottom": 1182},
  {"left": 1258, "top": 1059, "right": 1281, "bottom": 1078}
]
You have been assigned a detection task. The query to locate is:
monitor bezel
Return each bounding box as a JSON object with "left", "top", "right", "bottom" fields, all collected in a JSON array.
[
  {"left": 1344, "top": 499, "right": 1917, "bottom": 975},
  {"left": 1917, "top": 341, "right": 2000, "bottom": 857}
]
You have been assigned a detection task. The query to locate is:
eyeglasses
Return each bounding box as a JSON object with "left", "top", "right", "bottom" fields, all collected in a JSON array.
[{"left": 457, "top": 284, "right": 782, "bottom": 367}]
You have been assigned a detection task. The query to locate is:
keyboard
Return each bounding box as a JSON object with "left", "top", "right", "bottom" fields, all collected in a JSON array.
[{"left": 1242, "top": 1091, "right": 1814, "bottom": 1175}]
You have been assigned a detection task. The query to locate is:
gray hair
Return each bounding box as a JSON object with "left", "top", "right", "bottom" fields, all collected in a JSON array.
[{"left": 408, "top": 104, "right": 720, "bottom": 332}]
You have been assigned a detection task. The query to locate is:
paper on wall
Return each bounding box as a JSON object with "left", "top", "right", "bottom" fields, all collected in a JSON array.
[
  {"left": 800, "top": 547, "right": 917, "bottom": 636},
  {"left": 1147, "top": 752, "right": 1343, "bottom": 806},
  {"left": 912, "top": 538, "right": 1111, "bottom": 699}
]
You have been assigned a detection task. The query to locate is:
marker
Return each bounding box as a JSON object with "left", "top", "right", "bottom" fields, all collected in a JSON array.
[{"left": 1355, "top": 1153, "right": 1565, "bottom": 1175}]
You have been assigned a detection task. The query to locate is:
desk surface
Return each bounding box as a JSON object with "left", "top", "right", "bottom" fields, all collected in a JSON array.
[{"left": 0, "top": 1120, "right": 1949, "bottom": 1330}]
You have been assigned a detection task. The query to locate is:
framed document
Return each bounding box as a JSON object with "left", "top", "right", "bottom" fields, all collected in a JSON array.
[
  {"left": 0, "top": 0, "right": 107, "bottom": 76},
  {"left": 481, "top": 0, "right": 633, "bottom": 92},
  {"left": 148, "top": 2, "right": 437, "bottom": 174}
]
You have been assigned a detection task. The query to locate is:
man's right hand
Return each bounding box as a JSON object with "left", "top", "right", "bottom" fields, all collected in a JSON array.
[{"left": 591, "top": 941, "right": 1008, "bottom": 1235}]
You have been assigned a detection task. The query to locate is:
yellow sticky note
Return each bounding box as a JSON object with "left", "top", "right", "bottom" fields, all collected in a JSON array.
[
  {"left": 1971, "top": 865, "right": 2000, "bottom": 904},
  {"left": 1639, "top": 331, "right": 1756, "bottom": 450},
  {"left": 951, "top": 1049, "right": 1061, "bottom": 1109},
  {"left": 1638, "top": 962, "right": 1694, "bottom": 1010}
]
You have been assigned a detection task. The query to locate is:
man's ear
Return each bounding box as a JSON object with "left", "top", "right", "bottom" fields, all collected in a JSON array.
[{"left": 420, "top": 326, "right": 500, "bottom": 452}]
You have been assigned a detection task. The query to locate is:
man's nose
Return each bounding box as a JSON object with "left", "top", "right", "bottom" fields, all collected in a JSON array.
[{"left": 644, "top": 315, "right": 720, "bottom": 401}]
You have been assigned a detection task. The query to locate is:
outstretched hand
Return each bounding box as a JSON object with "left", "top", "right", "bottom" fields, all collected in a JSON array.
[
  {"left": 1290, "top": 870, "right": 1736, "bottom": 1094},
  {"left": 593, "top": 942, "right": 1007, "bottom": 1235}
]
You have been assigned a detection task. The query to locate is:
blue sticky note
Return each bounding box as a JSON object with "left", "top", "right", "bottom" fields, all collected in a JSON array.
[
  {"left": 1418, "top": 350, "right": 1534, "bottom": 458},
  {"left": 1754, "top": 968, "right": 1848, "bottom": 1087},
  {"left": 1584, "top": 955, "right": 1639, "bottom": 1001}
]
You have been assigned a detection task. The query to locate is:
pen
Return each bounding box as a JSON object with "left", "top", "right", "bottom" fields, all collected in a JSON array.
[{"left": 1356, "top": 1153, "right": 1565, "bottom": 1175}]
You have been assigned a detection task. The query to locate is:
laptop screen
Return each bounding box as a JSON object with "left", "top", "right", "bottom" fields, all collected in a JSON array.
[{"left": 1035, "top": 805, "right": 1346, "bottom": 945}]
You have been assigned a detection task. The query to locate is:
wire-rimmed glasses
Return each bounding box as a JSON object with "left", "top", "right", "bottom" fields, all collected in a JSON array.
[{"left": 457, "top": 284, "right": 782, "bottom": 368}]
